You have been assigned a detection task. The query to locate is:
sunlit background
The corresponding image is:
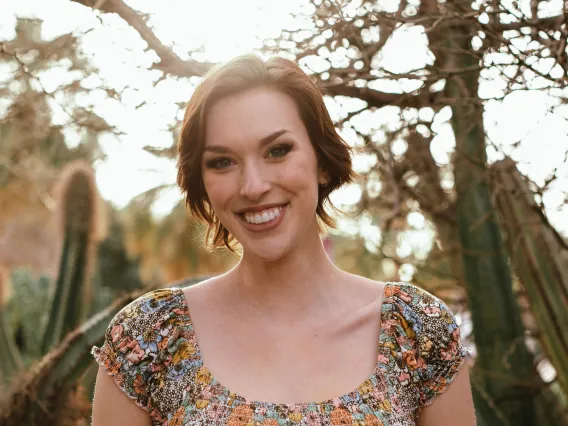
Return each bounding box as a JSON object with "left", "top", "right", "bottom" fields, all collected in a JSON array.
[
  {"left": 2, "top": 0, "right": 568, "bottom": 424},
  {"left": 1, "top": 0, "right": 565, "bottom": 240}
]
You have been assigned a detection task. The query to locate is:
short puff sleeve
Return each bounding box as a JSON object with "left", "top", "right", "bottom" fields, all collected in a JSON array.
[
  {"left": 389, "top": 283, "right": 470, "bottom": 410},
  {"left": 407, "top": 284, "right": 470, "bottom": 409},
  {"left": 92, "top": 289, "right": 176, "bottom": 413}
]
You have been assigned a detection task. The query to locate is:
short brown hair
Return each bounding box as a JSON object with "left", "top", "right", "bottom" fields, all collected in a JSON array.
[{"left": 176, "top": 54, "right": 354, "bottom": 250}]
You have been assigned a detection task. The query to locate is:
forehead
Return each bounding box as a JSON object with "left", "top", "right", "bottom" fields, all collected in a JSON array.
[{"left": 204, "top": 87, "right": 307, "bottom": 147}]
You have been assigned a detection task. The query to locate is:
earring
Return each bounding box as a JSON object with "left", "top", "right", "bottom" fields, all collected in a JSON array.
[{"left": 321, "top": 180, "right": 328, "bottom": 187}]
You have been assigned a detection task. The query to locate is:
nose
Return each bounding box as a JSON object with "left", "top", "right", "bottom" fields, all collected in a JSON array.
[{"left": 239, "top": 162, "right": 271, "bottom": 201}]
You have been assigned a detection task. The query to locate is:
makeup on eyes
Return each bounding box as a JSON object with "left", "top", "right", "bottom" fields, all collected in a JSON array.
[
  {"left": 265, "top": 143, "right": 293, "bottom": 159},
  {"left": 203, "top": 143, "right": 294, "bottom": 170}
]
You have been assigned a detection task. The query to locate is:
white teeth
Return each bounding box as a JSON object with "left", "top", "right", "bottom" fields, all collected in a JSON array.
[{"left": 242, "top": 206, "right": 284, "bottom": 224}]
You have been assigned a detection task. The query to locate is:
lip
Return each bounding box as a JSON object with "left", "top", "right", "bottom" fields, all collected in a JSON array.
[{"left": 236, "top": 204, "right": 288, "bottom": 232}]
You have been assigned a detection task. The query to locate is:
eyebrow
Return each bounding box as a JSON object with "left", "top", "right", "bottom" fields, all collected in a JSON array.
[{"left": 204, "top": 129, "right": 291, "bottom": 154}]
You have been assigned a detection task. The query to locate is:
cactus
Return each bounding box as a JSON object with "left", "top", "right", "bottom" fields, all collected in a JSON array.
[
  {"left": 489, "top": 158, "right": 568, "bottom": 395},
  {"left": 0, "top": 313, "right": 22, "bottom": 385},
  {"left": 442, "top": 18, "right": 540, "bottom": 423},
  {"left": 0, "top": 270, "right": 21, "bottom": 384},
  {"left": 4, "top": 269, "right": 51, "bottom": 361},
  {"left": 0, "top": 161, "right": 99, "bottom": 385},
  {"left": 0, "top": 289, "right": 142, "bottom": 425},
  {"left": 40, "top": 161, "right": 99, "bottom": 354},
  {"left": 0, "top": 275, "right": 208, "bottom": 426}
]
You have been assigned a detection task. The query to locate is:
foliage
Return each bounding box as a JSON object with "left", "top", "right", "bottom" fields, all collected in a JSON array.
[
  {"left": 121, "top": 193, "right": 236, "bottom": 285},
  {"left": 91, "top": 209, "right": 144, "bottom": 313},
  {"left": 2, "top": 269, "right": 50, "bottom": 363}
]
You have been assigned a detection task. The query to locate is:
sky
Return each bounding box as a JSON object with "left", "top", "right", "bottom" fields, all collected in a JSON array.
[{"left": 0, "top": 0, "right": 566, "bottom": 248}]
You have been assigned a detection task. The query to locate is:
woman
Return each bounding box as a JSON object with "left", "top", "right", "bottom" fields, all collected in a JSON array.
[{"left": 91, "top": 54, "right": 476, "bottom": 425}]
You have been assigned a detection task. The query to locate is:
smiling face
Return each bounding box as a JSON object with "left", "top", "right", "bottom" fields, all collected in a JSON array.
[{"left": 202, "top": 86, "right": 327, "bottom": 261}]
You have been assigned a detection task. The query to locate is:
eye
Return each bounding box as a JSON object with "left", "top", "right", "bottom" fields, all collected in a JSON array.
[
  {"left": 205, "top": 157, "right": 235, "bottom": 170},
  {"left": 266, "top": 143, "right": 292, "bottom": 159}
]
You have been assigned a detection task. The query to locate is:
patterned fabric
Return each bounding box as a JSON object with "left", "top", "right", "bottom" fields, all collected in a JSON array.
[{"left": 92, "top": 282, "right": 469, "bottom": 425}]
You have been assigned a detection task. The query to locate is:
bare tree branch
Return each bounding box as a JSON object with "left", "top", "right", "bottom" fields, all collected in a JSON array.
[
  {"left": 493, "top": 13, "right": 565, "bottom": 32},
  {"left": 70, "top": 0, "right": 214, "bottom": 77},
  {"left": 322, "top": 84, "right": 441, "bottom": 110}
]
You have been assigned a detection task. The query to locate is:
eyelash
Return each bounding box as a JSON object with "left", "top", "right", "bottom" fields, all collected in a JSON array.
[
  {"left": 204, "top": 143, "right": 293, "bottom": 170},
  {"left": 265, "top": 143, "right": 293, "bottom": 159},
  {"left": 205, "top": 157, "right": 234, "bottom": 170}
]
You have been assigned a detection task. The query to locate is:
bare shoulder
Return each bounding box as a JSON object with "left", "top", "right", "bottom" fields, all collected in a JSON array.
[
  {"left": 180, "top": 274, "right": 224, "bottom": 302},
  {"left": 179, "top": 274, "right": 237, "bottom": 321},
  {"left": 338, "top": 270, "right": 388, "bottom": 302}
]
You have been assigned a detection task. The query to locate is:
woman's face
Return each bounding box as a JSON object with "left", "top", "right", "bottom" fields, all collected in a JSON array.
[{"left": 202, "top": 87, "right": 326, "bottom": 261}]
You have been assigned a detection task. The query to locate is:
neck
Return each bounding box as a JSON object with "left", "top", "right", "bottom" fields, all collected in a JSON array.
[{"left": 226, "top": 232, "right": 343, "bottom": 323}]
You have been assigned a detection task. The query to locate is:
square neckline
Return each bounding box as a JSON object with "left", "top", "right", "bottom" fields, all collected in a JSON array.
[{"left": 172, "top": 281, "right": 393, "bottom": 409}]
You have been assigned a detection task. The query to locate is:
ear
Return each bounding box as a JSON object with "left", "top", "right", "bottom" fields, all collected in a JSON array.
[{"left": 317, "top": 167, "right": 329, "bottom": 186}]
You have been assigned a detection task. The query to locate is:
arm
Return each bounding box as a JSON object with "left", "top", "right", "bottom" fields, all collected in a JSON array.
[
  {"left": 417, "top": 363, "right": 476, "bottom": 426},
  {"left": 92, "top": 366, "right": 152, "bottom": 426}
]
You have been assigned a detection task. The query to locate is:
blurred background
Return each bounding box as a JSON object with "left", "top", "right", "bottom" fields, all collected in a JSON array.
[{"left": 0, "top": 0, "right": 567, "bottom": 425}]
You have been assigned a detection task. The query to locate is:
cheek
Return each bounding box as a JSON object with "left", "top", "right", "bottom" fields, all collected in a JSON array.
[
  {"left": 278, "top": 156, "right": 319, "bottom": 197},
  {"left": 298, "top": 150, "right": 320, "bottom": 184},
  {"left": 203, "top": 175, "right": 234, "bottom": 210},
  {"left": 280, "top": 169, "right": 317, "bottom": 194}
]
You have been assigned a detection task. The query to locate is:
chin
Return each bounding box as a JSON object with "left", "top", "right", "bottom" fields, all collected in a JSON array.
[{"left": 241, "top": 238, "right": 294, "bottom": 263}]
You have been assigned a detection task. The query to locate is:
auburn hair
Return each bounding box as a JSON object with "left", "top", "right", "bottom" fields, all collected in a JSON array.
[{"left": 176, "top": 54, "right": 354, "bottom": 250}]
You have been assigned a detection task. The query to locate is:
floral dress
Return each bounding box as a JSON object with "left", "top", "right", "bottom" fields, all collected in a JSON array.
[{"left": 92, "top": 281, "right": 469, "bottom": 425}]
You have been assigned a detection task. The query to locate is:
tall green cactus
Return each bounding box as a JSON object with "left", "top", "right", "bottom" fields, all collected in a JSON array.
[
  {"left": 40, "top": 161, "right": 98, "bottom": 354},
  {"left": 489, "top": 158, "right": 568, "bottom": 395},
  {"left": 445, "top": 28, "right": 538, "bottom": 426},
  {"left": 0, "top": 161, "right": 99, "bottom": 385}
]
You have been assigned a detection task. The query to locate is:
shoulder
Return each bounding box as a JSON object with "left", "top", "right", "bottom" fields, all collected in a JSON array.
[
  {"left": 91, "top": 287, "right": 191, "bottom": 421},
  {"left": 382, "top": 281, "right": 468, "bottom": 364},
  {"left": 114, "top": 287, "right": 188, "bottom": 324},
  {"left": 97, "top": 287, "right": 189, "bottom": 366},
  {"left": 382, "top": 282, "right": 470, "bottom": 407},
  {"left": 383, "top": 281, "right": 458, "bottom": 328}
]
